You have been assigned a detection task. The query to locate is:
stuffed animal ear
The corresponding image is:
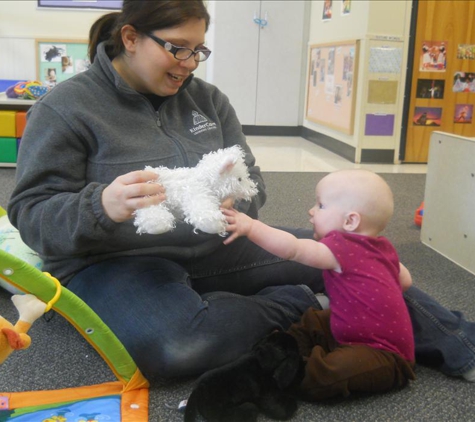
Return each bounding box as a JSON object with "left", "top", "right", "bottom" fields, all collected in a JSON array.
[{"left": 218, "top": 156, "right": 238, "bottom": 175}]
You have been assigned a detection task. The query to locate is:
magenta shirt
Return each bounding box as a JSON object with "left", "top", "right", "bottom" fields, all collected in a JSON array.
[{"left": 320, "top": 230, "right": 415, "bottom": 361}]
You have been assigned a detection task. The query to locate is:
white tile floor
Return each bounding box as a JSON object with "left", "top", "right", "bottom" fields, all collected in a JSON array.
[{"left": 247, "top": 136, "right": 428, "bottom": 174}]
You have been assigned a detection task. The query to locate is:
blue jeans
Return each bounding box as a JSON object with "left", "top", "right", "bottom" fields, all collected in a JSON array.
[
  {"left": 404, "top": 286, "right": 475, "bottom": 376},
  {"left": 67, "top": 229, "right": 322, "bottom": 378},
  {"left": 67, "top": 228, "right": 475, "bottom": 379}
]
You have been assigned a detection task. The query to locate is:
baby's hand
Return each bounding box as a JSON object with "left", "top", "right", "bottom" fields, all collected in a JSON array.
[{"left": 221, "top": 208, "right": 253, "bottom": 245}]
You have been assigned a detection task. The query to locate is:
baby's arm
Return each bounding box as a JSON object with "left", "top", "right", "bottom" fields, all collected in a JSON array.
[
  {"left": 399, "top": 263, "right": 412, "bottom": 292},
  {"left": 222, "top": 208, "right": 339, "bottom": 270}
]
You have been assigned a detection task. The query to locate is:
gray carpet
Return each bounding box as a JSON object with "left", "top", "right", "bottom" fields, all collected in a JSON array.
[{"left": 1, "top": 168, "right": 475, "bottom": 422}]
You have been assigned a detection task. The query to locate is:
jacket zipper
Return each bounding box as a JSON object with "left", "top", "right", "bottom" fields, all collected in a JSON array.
[{"left": 154, "top": 100, "right": 190, "bottom": 167}]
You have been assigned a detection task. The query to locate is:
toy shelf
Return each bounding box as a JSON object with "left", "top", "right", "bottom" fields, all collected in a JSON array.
[
  {"left": 0, "top": 94, "right": 34, "bottom": 168},
  {"left": 0, "top": 93, "right": 35, "bottom": 110}
]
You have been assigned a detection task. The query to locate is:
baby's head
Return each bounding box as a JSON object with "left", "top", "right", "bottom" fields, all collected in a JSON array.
[{"left": 309, "top": 169, "right": 393, "bottom": 239}]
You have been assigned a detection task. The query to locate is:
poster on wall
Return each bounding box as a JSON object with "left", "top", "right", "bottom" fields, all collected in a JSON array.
[
  {"left": 364, "top": 114, "right": 395, "bottom": 136},
  {"left": 341, "top": 0, "right": 351, "bottom": 15},
  {"left": 322, "top": 0, "right": 333, "bottom": 20},
  {"left": 38, "top": 0, "right": 123, "bottom": 9},
  {"left": 368, "top": 47, "right": 403, "bottom": 74},
  {"left": 454, "top": 104, "right": 473, "bottom": 123},
  {"left": 416, "top": 79, "right": 445, "bottom": 99},
  {"left": 36, "top": 39, "right": 89, "bottom": 87},
  {"left": 413, "top": 107, "right": 442, "bottom": 126},
  {"left": 457, "top": 44, "right": 475, "bottom": 60},
  {"left": 306, "top": 40, "right": 359, "bottom": 134},
  {"left": 419, "top": 41, "right": 447, "bottom": 72},
  {"left": 367, "top": 80, "right": 398, "bottom": 104},
  {"left": 452, "top": 72, "right": 475, "bottom": 92}
]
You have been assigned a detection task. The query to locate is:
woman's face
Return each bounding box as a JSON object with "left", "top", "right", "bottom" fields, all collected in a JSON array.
[{"left": 117, "top": 18, "right": 207, "bottom": 96}]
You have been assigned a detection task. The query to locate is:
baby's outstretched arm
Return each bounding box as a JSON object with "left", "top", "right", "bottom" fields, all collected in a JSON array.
[{"left": 222, "top": 208, "right": 339, "bottom": 270}]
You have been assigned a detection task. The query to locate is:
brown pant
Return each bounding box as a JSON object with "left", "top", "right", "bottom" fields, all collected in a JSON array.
[{"left": 287, "top": 308, "right": 416, "bottom": 401}]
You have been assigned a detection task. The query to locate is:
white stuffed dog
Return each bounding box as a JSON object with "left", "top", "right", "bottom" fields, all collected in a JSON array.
[{"left": 134, "top": 145, "right": 258, "bottom": 236}]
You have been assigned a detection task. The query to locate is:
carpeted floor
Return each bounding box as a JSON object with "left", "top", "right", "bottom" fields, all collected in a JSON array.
[{"left": 1, "top": 168, "right": 475, "bottom": 421}]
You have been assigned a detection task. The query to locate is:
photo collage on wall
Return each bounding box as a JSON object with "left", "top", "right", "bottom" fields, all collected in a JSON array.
[
  {"left": 38, "top": 41, "right": 90, "bottom": 88},
  {"left": 414, "top": 40, "right": 475, "bottom": 126}
]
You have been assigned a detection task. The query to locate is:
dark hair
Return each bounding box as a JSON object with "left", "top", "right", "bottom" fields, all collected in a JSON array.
[{"left": 88, "top": 0, "right": 210, "bottom": 63}]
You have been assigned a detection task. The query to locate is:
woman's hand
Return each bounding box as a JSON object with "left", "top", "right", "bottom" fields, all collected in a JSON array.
[{"left": 102, "top": 170, "right": 166, "bottom": 223}]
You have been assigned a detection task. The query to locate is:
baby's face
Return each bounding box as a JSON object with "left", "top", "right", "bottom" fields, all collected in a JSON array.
[{"left": 308, "top": 181, "right": 347, "bottom": 240}]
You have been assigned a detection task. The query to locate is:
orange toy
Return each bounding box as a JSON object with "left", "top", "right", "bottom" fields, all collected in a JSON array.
[
  {"left": 0, "top": 294, "right": 46, "bottom": 364},
  {"left": 414, "top": 202, "right": 424, "bottom": 227}
]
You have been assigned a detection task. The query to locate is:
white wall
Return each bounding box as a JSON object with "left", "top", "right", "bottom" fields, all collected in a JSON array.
[{"left": 0, "top": 0, "right": 207, "bottom": 80}]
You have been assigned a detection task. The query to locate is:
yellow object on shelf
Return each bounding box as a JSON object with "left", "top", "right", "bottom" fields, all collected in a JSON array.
[{"left": 0, "top": 111, "right": 17, "bottom": 137}]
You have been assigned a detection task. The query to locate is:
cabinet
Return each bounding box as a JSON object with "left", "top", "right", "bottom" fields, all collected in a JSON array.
[{"left": 205, "top": 1, "right": 307, "bottom": 126}]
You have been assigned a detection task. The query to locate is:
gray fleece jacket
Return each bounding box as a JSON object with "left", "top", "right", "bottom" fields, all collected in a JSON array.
[{"left": 7, "top": 42, "right": 266, "bottom": 283}]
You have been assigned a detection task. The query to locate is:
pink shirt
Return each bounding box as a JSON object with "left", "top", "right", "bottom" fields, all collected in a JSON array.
[{"left": 320, "top": 231, "right": 414, "bottom": 361}]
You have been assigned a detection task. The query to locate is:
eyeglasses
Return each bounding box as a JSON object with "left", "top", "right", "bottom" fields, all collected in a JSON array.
[{"left": 146, "top": 33, "right": 212, "bottom": 62}]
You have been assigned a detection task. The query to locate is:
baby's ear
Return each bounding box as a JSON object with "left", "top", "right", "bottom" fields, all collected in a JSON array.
[{"left": 343, "top": 211, "right": 360, "bottom": 232}]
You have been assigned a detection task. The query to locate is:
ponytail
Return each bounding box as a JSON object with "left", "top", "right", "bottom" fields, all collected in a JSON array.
[{"left": 88, "top": 12, "right": 120, "bottom": 63}]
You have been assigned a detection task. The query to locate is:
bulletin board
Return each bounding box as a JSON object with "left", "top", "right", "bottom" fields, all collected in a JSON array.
[
  {"left": 306, "top": 40, "right": 359, "bottom": 134},
  {"left": 36, "top": 39, "right": 89, "bottom": 87}
]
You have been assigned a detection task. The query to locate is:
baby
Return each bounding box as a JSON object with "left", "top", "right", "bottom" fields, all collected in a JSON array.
[{"left": 222, "top": 169, "right": 415, "bottom": 401}]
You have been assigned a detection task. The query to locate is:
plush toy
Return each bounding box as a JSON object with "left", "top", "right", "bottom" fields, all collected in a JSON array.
[
  {"left": 0, "top": 294, "right": 47, "bottom": 364},
  {"left": 134, "top": 145, "right": 258, "bottom": 235},
  {"left": 184, "top": 331, "right": 304, "bottom": 422}
]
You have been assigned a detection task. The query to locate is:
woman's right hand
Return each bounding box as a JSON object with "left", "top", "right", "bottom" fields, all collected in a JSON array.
[{"left": 102, "top": 170, "right": 166, "bottom": 223}]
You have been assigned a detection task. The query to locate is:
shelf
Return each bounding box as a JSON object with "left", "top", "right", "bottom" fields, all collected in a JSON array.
[
  {"left": 0, "top": 93, "right": 32, "bottom": 167},
  {"left": 0, "top": 93, "right": 35, "bottom": 110}
]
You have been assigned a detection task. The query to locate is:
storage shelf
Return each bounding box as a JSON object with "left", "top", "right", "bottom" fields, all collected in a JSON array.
[
  {"left": 0, "top": 94, "right": 33, "bottom": 167},
  {"left": 0, "top": 93, "right": 35, "bottom": 110}
]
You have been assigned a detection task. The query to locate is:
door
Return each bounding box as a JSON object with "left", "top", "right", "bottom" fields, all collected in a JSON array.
[
  {"left": 255, "top": 1, "right": 306, "bottom": 126},
  {"left": 205, "top": 1, "right": 306, "bottom": 126},
  {"left": 403, "top": 0, "right": 475, "bottom": 162},
  {"left": 205, "top": 1, "right": 260, "bottom": 125}
]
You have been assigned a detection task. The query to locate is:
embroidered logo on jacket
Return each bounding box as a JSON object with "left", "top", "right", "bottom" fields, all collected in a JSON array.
[{"left": 189, "top": 111, "right": 217, "bottom": 135}]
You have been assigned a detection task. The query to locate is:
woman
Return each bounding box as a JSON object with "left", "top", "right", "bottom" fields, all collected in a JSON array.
[{"left": 8, "top": 0, "right": 475, "bottom": 382}]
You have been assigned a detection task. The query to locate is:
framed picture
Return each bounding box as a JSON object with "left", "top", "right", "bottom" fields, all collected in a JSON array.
[
  {"left": 419, "top": 40, "right": 447, "bottom": 72},
  {"left": 413, "top": 107, "right": 442, "bottom": 126},
  {"left": 306, "top": 40, "right": 359, "bottom": 134},
  {"left": 36, "top": 39, "right": 89, "bottom": 87},
  {"left": 38, "top": 0, "right": 122, "bottom": 10},
  {"left": 416, "top": 79, "right": 445, "bottom": 99},
  {"left": 454, "top": 104, "right": 473, "bottom": 123}
]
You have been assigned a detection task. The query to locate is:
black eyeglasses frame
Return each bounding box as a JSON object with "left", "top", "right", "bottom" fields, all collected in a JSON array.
[{"left": 145, "top": 32, "right": 212, "bottom": 62}]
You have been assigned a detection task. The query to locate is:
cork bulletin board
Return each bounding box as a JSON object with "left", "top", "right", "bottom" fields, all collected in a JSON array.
[{"left": 306, "top": 40, "right": 359, "bottom": 134}]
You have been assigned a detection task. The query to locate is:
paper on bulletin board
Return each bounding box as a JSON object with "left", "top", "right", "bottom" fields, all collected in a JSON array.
[
  {"left": 306, "top": 40, "right": 359, "bottom": 134},
  {"left": 364, "top": 113, "right": 395, "bottom": 136},
  {"left": 367, "top": 80, "right": 398, "bottom": 104},
  {"left": 368, "top": 47, "right": 403, "bottom": 74}
]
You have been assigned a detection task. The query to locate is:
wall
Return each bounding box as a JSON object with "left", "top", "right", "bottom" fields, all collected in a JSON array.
[
  {"left": 0, "top": 0, "right": 207, "bottom": 80},
  {"left": 305, "top": 0, "right": 412, "bottom": 162}
]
